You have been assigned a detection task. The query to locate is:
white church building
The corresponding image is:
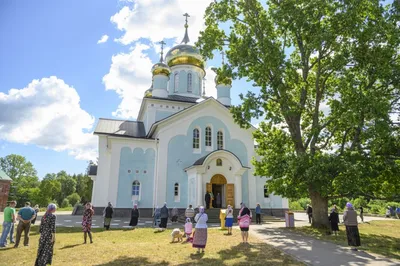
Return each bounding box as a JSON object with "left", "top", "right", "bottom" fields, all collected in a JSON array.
[{"left": 89, "top": 15, "right": 288, "bottom": 215}]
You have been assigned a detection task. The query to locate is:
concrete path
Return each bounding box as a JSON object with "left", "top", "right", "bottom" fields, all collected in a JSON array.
[{"left": 250, "top": 226, "right": 400, "bottom": 266}]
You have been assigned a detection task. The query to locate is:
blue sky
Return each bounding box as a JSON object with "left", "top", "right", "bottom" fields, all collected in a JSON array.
[{"left": 0, "top": 0, "right": 255, "bottom": 178}]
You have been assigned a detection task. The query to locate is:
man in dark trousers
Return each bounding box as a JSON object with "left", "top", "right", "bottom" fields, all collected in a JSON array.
[
  {"left": 306, "top": 204, "right": 313, "bottom": 224},
  {"left": 205, "top": 191, "right": 211, "bottom": 209}
]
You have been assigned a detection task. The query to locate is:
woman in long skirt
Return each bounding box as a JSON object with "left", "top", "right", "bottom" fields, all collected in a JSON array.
[
  {"left": 35, "top": 203, "right": 57, "bottom": 266},
  {"left": 192, "top": 206, "right": 208, "bottom": 253},
  {"left": 329, "top": 208, "right": 339, "bottom": 235},
  {"left": 129, "top": 204, "right": 139, "bottom": 229},
  {"left": 343, "top": 202, "right": 361, "bottom": 250},
  {"left": 82, "top": 202, "right": 94, "bottom": 244}
]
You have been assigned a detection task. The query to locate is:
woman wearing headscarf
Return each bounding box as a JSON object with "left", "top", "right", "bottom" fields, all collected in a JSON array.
[
  {"left": 329, "top": 207, "right": 339, "bottom": 236},
  {"left": 237, "top": 202, "right": 252, "bottom": 243},
  {"left": 225, "top": 205, "right": 234, "bottom": 235},
  {"left": 343, "top": 202, "right": 361, "bottom": 250},
  {"left": 129, "top": 204, "right": 140, "bottom": 229},
  {"left": 153, "top": 206, "right": 161, "bottom": 227},
  {"left": 192, "top": 206, "right": 208, "bottom": 253},
  {"left": 171, "top": 207, "right": 179, "bottom": 223},
  {"left": 35, "top": 203, "right": 57, "bottom": 266},
  {"left": 82, "top": 202, "right": 94, "bottom": 244},
  {"left": 103, "top": 202, "right": 114, "bottom": 230},
  {"left": 159, "top": 203, "right": 169, "bottom": 230}
]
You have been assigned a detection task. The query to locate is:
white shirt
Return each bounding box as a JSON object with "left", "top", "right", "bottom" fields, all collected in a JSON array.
[{"left": 194, "top": 213, "right": 208, "bottom": 229}]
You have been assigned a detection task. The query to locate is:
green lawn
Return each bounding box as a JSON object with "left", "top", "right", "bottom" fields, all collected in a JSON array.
[
  {"left": 288, "top": 220, "right": 400, "bottom": 260},
  {"left": 0, "top": 226, "right": 303, "bottom": 266}
]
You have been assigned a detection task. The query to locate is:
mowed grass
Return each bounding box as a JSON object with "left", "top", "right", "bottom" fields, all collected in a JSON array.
[
  {"left": 0, "top": 226, "right": 303, "bottom": 266},
  {"left": 289, "top": 220, "right": 400, "bottom": 259}
]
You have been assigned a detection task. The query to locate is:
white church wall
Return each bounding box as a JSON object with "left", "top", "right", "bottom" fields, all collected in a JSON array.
[{"left": 92, "top": 135, "right": 111, "bottom": 207}]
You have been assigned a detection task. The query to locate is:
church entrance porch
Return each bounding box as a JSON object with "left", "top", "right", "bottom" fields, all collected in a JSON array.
[{"left": 206, "top": 174, "right": 233, "bottom": 209}]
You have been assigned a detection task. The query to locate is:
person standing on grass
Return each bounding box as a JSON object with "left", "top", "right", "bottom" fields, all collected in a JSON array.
[
  {"left": 82, "top": 202, "right": 94, "bottom": 244},
  {"left": 185, "top": 205, "right": 195, "bottom": 223},
  {"left": 14, "top": 202, "right": 36, "bottom": 248},
  {"left": 160, "top": 203, "right": 169, "bottom": 230},
  {"left": 343, "top": 202, "right": 361, "bottom": 251},
  {"left": 329, "top": 208, "right": 339, "bottom": 236},
  {"left": 31, "top": 205, "right": 40, "bottom": 225},
  {"left": 359, "top": 206, "right": 364, "bottom": 223},
  {"left": 0, "top": 201, "right": 16, "bottom": 248},
  {"left": 192, "top": 206, "right": 208, "bottom": 253},
  {"left": 306, "top": 204, "right": 313, "bottom": 224},
  {"left": 103, "top": 202, "right": 113, "bottom": 230},
  {"left": 255, "top": 203, "right": 262, "bottom": 225},
  {"left": 153, "top": 206, "right": 161, "bottom": 227},
  {"left": 129, "top": 204, "right": 140, "bottom": 229},
  {"left": 225, "top": 205, "right": 234, "bottom": 235},
  {"left": 171, "top": 207, "right": 179, "bottom": 223},
  {"left": 237, "top": 202, "right": 252, "bottom": 244},
  {"left": 396, "top": 206, "right": 400, "bottom": 219},
  {"left": 35, "top": 203, "right": 57, "bottom": 266}
]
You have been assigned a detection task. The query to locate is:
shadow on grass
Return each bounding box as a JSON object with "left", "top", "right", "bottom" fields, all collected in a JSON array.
[
  {"left": 283, "top": 226, "right": 400, "bottom": 260},
  {"left": 95, "top": 256, "right": 169, "bottom": 266},
  {"left": 59, "top": 243, "right": 83, "bottom": 250},
  {"left": 93, "top": 242, "right": 299, "bottom": 266}
]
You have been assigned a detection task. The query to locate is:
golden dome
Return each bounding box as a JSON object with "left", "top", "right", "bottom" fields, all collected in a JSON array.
[
  {"left": 165, "top": 44, "right": 205, "bottom": 69},
  {"left": 144, "top": 86, "right": 153, "bottom": 97},
  {"left": 151, "top": 62, "right": 170, "bottom": 76}
]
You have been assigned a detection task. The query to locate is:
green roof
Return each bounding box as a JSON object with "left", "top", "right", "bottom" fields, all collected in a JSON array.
[{"left": 0, "top": 169, "right": 12, "bottom": 181}]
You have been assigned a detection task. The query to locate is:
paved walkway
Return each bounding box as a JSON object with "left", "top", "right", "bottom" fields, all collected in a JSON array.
[{"left": 250, "top": 226, "right": 400, "bottom": 266}]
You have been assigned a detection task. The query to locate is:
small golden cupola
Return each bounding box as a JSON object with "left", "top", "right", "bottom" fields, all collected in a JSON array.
[{"left": 150, "top": 40, "right": 171, "bottom": 98}]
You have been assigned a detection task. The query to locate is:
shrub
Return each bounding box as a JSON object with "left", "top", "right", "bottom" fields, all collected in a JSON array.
[
  {"left": 67, "top": 193, "right": 81, "bottom": 206},
  {"left": 289, "top": 200, "right": 303, "bottom": 211},
  {"left": 297, "top": 198, "right": 311, "bottom": 210},
  {"left": 61, "top": 198, "right": 71, "bottom": 208}
]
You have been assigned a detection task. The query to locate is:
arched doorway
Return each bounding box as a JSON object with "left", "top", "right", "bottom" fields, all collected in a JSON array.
[{"left": 207, "top": 174, "right": 233, "bottom": 208}]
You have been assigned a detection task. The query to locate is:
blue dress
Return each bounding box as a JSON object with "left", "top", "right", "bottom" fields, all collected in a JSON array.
[{"left": 225, "top": 217, "right": 233, "bottom": 227}]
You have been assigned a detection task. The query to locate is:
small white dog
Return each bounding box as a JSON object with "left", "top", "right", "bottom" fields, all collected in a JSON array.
[{"left": 171, "top": 228, "right": 183, "bottom": 243}]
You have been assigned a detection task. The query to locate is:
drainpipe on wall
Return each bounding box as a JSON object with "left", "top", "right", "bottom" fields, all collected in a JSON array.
[{"left": 152, "top": 138, "right": 159, "bottom": 216}]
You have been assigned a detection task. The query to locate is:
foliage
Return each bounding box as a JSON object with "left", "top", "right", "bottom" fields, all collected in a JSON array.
[
  {"left": 289, "top": 200, "right": 302, "bottom": 211},
  {"left": 0, "top": 154, "right": 93, "bottom": 208},
  {"left": 67, "top": 192, "right": 81, "bottom": 206},
  {"left": 0, "top": 227, "right": 302, "bottom": 266},
  {"left": 197, "top": 0, "right": 400, "bottom": 227},
  {"left": 61, "top": 198, "right": 71, "bottom": 208}
]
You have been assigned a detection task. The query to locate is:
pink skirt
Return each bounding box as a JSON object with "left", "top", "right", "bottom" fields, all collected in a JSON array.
[{"left": 192, "top": 228, "right": 207, "bottom": 248}]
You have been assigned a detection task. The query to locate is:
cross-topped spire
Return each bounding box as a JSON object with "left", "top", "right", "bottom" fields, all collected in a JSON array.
[
  {"left": 158, "top": 40, "right": 166, "bottom": 62},
  {"left": 181, "top": 13, "right": 190, "bottom": 44},
  {"left": 220, "top": 50, "right": 225, "bottom": 65}
]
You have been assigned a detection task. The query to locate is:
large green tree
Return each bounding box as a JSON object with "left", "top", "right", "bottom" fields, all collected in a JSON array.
[
  {"left": 0, "top": 154, "right": 39, "bottom": 205},
  {"left": 197, "top": 0, "right": 400, "bottom": 227}
]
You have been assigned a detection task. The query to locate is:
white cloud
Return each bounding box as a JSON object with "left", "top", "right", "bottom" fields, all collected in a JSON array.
[
  {"left": 204, "top": 67, "right": 217, "bottom": 98},
  {"left": 97, "top": 34, "right": 109, "bottom": 44},
  {"left": 111, "top": 0, "right": 213, "bottom": 45},
  {"left": 0, "top": 77, "right": 97, "bottom": 160},
  {"left": 102, "top": 43, "right": 153, "bottom": 119}
]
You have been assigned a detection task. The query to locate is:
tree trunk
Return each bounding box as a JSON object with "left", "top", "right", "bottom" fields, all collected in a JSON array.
[{"left": 309, "top": 189, "right": 329, "bottom": 229}]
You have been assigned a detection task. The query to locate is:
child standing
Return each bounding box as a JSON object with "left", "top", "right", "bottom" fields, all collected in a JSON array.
[{"left": 184, "top": 218, "right": 193, "bottom": 242}]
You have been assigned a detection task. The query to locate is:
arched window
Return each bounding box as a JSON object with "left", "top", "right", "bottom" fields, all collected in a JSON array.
[
  {"left": 132, "top": 181, "right": 140, "bottom": 196},
  {"left": 216, "top": 158, "right": 222, "bottom": 166},
  {"left": 193, "top": 128, "right": 200, "bottom": 149},
  {"left": 187, "top": 72, "right": 193, "bottom": 92},
  {"left": 174, "top": 183, "right": 179, "bottom": 196},
  {"left": 205, "top": 126, "right": 211, "bottom": 147},
  {"left": 217, "top": 131, "right": 224, "bottom": 149},
  {"left": 264, "top": 184, "right": 269, "bottom": 198},
  {"left": 174, "top": 73, "right": 179, "bottom": 92}
]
